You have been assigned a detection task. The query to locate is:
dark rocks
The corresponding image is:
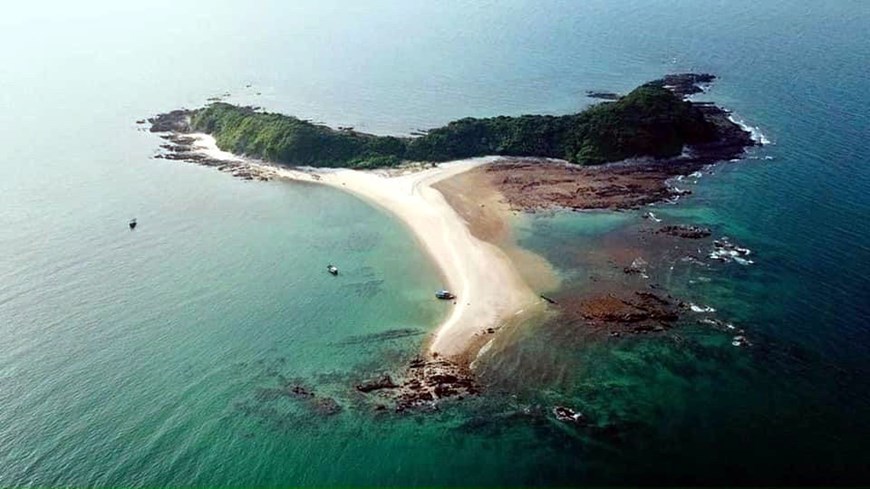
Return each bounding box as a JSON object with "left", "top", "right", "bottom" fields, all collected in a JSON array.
[
  {"left": 658, "top": 73, "right": 716, "bottom": 97},
  {"left": 353, "top": 358, "right": 479, "bottom": 414},
  {"left": 355, "top": 374, "right": 399, "bottom": 393},
  {"left": 287, "top": 385, "right": 314, "bottom": 398},
  {"left": 573, "top": 290, "right": 680, "bottom": 334},
  {"left": 586, "top": 90, "right": 621, "bottom": 100},
  {"left": 394, "top": 359, "right": 478, "bottom": 413},
  {"left": 147, "top": 122, "right": 274, "bottom": 182},
  {"left": 409, "top": 357, "right": 426, "bottom": 369},
  {"left": 254, "top": 383, "right": 315, "bottom": 401},
  {"left": 147, "top": 109, "right": 193, "bottom": 133},
  {"left": 658, "top": 224, "right": 712, "bottom": 239},
  {"left": 553, "top": 405, "right": 587, "bottom": 424},
  {"left": 481, "top": 75, "right": 759, "bottom": 214}
]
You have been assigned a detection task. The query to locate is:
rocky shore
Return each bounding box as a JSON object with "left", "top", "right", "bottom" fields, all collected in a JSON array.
[
  {"left": 570, "top": 290, "right": 681, "bottom": 334},
  {"left": 146, "top": 109, "right": 279, "bottom": 181},
  {"left": 469, "top": 75, "right": 756, "bottom": 212},
  {"left": 355, "top": 357, "right": 479, "bottom": 413}
]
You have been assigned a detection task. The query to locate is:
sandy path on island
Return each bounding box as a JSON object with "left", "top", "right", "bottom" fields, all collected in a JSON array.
[{"left": 190, "top": 134, "right": 541, "bottom": 359}]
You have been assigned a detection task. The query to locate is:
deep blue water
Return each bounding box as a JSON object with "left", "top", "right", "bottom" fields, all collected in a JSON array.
[{"left": 1, "top": 0, "right": 868, "bottom": 485}]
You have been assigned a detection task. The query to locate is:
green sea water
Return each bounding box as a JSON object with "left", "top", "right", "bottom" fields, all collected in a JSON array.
[{"left": 2, "top": 0, "right": 869, "bottom": 486}]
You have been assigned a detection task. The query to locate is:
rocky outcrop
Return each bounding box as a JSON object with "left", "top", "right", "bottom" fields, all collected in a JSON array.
[
  {"left": 394, "top": 359, "right": 478, "bottom": 412},
  {"left": 572, "top": 291, "right": 680, "bottom": 333},
  {"left": 354, "top": 357, "right": 479, "bottom": 413},
  {"left": 659, "top": 73, "right": 716, "bottom": 97},
  {"left": 147, "top": 109, "right": 193, "bottom": 133},
  {"left": 150, "top": 133, "right": 273, "bottom": 181},
  {"left": 478, "top": 75, "right": 757, "bottom": 213},
  {"left": 658, "top": 224, "right": 712, "bottom": 239}
]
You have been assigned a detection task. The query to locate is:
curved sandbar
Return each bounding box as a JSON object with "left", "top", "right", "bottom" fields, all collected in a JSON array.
[{"left": 193, "top": 134, "right": 541, "bottom": 359}]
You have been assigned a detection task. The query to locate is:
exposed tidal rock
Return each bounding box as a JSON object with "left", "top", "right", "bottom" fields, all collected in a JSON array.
[
  {"left": 479, "top": 75, "right": 757, "bottom": 213},
  {"left": 148, "top": 127, "right": 274, "bottom": 182},
  {"left": 355, "top": 357, "right": 479, "bottom": 413},
  {"left": 659, "top": 73, "right": 716, "bottom": 97},
  {"left": 572, "top": 291, "right": 680, "bottom": 333},
  {"left": 147, "top": 109, "right": 193, "bottom": 133},
  {"left": 395, "top": 359, "right": 478, "bottom": 412}
]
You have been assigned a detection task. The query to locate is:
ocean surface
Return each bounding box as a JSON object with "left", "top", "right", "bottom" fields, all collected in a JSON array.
[{"left": 1, "top": 0, "right": 869, "bottom": 486}]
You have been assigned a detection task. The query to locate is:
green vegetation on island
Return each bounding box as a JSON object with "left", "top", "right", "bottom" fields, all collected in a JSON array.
[{"left": 188, "top": 81, "right": 719, "bottom": 168}]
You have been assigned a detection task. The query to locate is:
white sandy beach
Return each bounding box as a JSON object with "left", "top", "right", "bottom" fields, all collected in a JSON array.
[{"left": 192, "top": 134, "right": 541, "bottom": 359}]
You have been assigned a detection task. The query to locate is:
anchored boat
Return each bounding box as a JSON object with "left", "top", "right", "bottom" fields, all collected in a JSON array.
[
  {"left": 128, "top": 218, "right": 137, "bottom": 230},
  {"left": 327, "top": 264, "right": 339, "bottom": 276},
  {"left": 435, "top": 289, "right": 455, "bottom": 300}
]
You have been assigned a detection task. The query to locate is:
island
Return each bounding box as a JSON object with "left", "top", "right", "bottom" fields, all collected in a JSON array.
[
  {"left": 153, "top": 74, "right": 744, "bottom": 169},
  {"left": 146, "top": 74, "right": 757, "bottom": 411}
]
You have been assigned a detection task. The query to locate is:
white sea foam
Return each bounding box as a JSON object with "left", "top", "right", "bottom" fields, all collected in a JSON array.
[
  {"left": 727, "top": 114, "right": 771, "bottom": 145},
  {"left": 690, "top": 303, "right": 716, "bottom": 313},
  {"left": 643, "top": 211, "right": 662, "bottom": 223}
]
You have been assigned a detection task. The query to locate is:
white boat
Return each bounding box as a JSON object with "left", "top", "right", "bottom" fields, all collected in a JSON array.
[{"left": 435, "top": 289, "right": 455, "bottom": 300}]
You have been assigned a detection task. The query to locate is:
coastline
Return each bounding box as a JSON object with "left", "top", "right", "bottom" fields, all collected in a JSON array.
[
  {"left": 143, "top": 73, "right": 760, "bottom": 406},
  {"left": 191, "top": 133, "right": 546, "bottom": 361}
]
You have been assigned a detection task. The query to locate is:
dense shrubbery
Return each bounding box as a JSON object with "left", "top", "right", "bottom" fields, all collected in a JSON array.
[
  {"left": 190, "top": 83, "right": 717, "bottom": 168},
  {"left": 190, "top": 104, "right": 406, "bottom": 168}
]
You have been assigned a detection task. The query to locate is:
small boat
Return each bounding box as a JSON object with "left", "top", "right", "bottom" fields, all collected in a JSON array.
[
  {"left": 327, "top": 264, "right": 338, "bottom": 276},
  {"left": 128, "top": 218, "right": 137, "bottom": 230},
  {"left": 435, "top": 289, "right": 455, "bottom": 300}
]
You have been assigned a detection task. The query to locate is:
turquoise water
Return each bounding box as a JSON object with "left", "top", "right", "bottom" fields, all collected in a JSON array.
[{"left": 2, "top": 0, "right": 869, "bottom": 485}]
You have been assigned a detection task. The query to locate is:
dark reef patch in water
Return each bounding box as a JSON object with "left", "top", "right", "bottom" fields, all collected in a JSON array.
[{"left": 331, "top": 328, "right": 426, "bottom": 346}]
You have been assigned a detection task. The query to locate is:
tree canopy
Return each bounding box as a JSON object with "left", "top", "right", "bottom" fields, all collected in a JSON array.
[{"left": 190, "top": 83, "right": 717, "bottom": 168}]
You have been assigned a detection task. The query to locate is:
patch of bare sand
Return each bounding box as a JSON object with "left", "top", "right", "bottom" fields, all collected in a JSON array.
[{"left": 433, "top": 165, "right": 560, "bottom": 294}]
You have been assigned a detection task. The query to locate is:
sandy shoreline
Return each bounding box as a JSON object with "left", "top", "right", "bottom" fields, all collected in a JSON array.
[{"left": 190, "top": 134, "right": 544, "bottom": 360}]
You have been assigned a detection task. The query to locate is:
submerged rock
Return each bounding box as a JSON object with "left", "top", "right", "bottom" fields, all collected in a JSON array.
[
  {"left": 355, "top": 375, "right": 399, "bottom": 393},
  {"left": 312, "top": 397, "right": 343, "bottom": 416}
]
